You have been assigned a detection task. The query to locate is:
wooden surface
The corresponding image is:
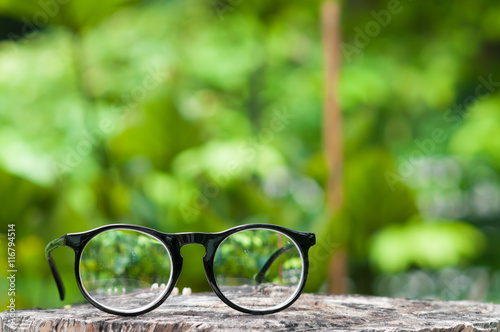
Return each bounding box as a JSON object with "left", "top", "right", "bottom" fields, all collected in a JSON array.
[{"left": 2, "top": 293, "right": 500, "bottom": 331}]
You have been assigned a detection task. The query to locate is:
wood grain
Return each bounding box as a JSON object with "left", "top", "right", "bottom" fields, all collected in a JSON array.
[{"left": 2, "top": 294, "right": 500, "bottom": 331}]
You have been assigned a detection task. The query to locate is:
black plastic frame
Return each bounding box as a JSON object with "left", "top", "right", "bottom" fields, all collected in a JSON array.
[{"left": 45, "top": 223, "right": 316, "bottom": 316}]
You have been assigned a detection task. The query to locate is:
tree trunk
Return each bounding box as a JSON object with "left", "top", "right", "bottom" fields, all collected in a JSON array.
[
  {"left": 2, "top": 293, "right": 500, "bottom": 331},
  {"left": 322, "top": 1, "right": 346, "bottom": 294}
]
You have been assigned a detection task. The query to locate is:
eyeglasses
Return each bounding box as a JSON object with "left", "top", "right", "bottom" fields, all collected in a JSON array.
[{"left": 46, "top": 223, "right": 316, "bottom": 316}]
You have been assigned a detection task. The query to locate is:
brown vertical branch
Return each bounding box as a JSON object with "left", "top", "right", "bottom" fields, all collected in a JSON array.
[{"left": 322, "top": 1, "right": 346, "bottom": 294}]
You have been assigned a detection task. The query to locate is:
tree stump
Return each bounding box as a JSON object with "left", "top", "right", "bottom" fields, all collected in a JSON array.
[{"left": 2, "top": 293, "right": 500, "bottom": 331}]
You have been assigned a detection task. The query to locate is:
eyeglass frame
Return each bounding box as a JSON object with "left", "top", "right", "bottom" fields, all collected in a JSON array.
[{"left": 46, "top": 223, "right": 316, "bottom": 316}]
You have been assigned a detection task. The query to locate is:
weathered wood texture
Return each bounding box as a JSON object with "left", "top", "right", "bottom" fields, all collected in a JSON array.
[{"left": 2, "top": 294, "right": 500, "bottom": 331}]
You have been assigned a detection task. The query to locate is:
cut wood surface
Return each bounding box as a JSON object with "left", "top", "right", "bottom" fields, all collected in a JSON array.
[{"left": 2, "top": 293, "right": 500, "bottom": 331}]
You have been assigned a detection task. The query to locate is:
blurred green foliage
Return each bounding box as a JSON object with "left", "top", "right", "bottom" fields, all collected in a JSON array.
[
  {"left": 214, "top": 229, "right": 302, "bottom": 286},
  {"left": 80, "top": 229, "right": 172, "bottom": 292},
  {"left": 0, "top": 0, "right": 500, "bottom": 310}
]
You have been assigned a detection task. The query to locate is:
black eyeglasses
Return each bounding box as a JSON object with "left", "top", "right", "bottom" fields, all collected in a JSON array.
[{"left": 46, "top": 224, "right": 316, "bottom": 316}]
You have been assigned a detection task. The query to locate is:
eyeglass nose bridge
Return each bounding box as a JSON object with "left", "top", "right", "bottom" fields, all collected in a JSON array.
[{"left": 177, "top": 232, "right": 212, "bottom": 247}]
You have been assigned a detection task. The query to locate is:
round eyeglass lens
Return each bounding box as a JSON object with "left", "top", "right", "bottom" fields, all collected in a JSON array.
[
  {"left": 213, "top": 229, "right": 303, "bottom": 310},
  {"left": 79, "top": 229, "right": 172, "bottom": 312}
]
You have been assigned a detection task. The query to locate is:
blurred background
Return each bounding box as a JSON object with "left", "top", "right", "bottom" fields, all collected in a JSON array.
[{"left": 1, "top": 0, "right": 500, "bottom": 310}]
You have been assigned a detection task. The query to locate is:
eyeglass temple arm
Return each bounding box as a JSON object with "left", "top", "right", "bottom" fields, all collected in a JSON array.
[
  {"left": 45, "top": 235, "right": 68, "bottom": 301},
  {"left": 255, "top": 244, "right": 296, "bottom": 284}
]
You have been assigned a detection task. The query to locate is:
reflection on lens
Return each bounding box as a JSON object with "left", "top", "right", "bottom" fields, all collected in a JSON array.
[
  {"left": 213, "top": 229, "right": 303, "bottom": 310},
  {"left": 79, "top": 229, "right": 172, "bottom": 312}
]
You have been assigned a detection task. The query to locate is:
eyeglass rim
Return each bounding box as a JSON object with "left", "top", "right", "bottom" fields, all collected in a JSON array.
[
  {"left": 209, "top": 227, "right": 307, "bottom": 313},
  {"left": 77, "top": 228, "right": 176, "bottom": 315},
  {"left": 46, "top": 223, "right": 316, "bottom": 316}
]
